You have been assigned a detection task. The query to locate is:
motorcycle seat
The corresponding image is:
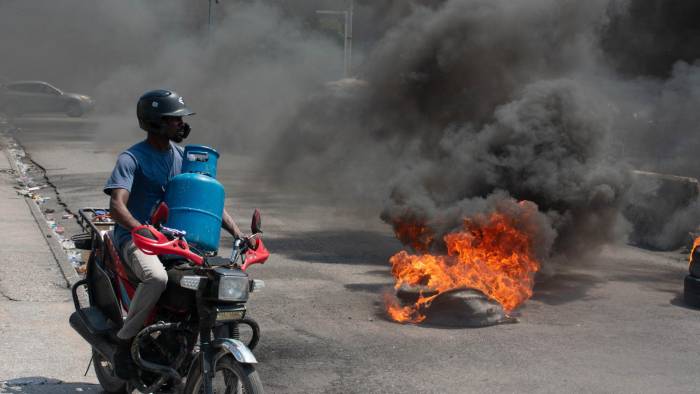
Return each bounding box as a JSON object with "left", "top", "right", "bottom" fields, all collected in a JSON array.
[{"left": 79, "top": 306, "right": 117, "bottom": 334}]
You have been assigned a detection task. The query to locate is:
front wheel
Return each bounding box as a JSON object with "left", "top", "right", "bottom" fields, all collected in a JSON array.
[
  {"left": 92, "top": 349, "right": 127, "bottom": 393},
  {"left": 184, "top": 355, "right": 264, "bottom": 394},
  {"left": 66, "top": 102, "right": 83, "bottom": 117}
]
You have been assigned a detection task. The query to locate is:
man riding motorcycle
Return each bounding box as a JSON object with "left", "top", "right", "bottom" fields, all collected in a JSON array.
[{"left": 104, "top": 89, "right": 244, "bottom": 378}]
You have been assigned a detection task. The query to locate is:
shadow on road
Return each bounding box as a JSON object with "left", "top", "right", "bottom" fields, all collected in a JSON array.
[
  {"left": 344, "top": 282, "right": 391, "bottom": 294},
  {"left": 268, "top": 230, "right": 401, "bottom": 266},
  {"left": 11, "top": 116, "right": 97, "bottom": 128},
  {"left": 670, "top": 292, "right": 700, "bottom": 311},
  {"left": 0, "top": 377, "right": 100, "bottom": 393},
  {"left": 532, "top": 271, "right": 604, "bottom": 306},
  {"left": 606, "top": 262, "right": 684, "bottom": 291}
]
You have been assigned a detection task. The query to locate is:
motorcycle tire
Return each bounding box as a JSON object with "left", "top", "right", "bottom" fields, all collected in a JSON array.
[
  {"left": 684, "top": 275, "right": 700, "bottom": 308},
  {"left": 92, "top": 349, "right": 127, "bottom": 393},
  {"left": 183, "top": 354, "right": 264, "bottom": 394}
]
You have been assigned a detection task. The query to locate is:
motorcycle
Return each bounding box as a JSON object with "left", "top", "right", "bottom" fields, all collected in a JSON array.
[{"left": 69, "top": 204, "right": 270, "bottom": 393}]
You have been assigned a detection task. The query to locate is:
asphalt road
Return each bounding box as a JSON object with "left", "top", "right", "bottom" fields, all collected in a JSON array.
[{"left": 3, "top": 116, "right": 700, "bottom": 393}]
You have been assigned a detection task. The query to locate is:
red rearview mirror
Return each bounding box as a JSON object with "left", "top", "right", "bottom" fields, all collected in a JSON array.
[
  {"left": 251, "top": 209, "right": 262, "bottom": 234},
  {"left": 151, "top": 202, "right": 169, "bottom": 227}
]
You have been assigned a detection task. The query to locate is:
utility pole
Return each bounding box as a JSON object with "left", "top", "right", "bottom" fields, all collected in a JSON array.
[
  {"left": 208, "top": 0, "right": 219, "bottom": 40},
  {"left": 208, "top": 0, "right": 213, "bottom": 36},
  {"left": 316, "top": 0, "right": 354, "bottom": 79}
]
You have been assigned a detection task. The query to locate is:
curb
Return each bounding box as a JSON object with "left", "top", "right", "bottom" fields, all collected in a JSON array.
[
  {"left": 1, "top": 135, "right": 80, "bottom": 288},
  {"left": 24, "top": 192, "right": 81, "bottom": 288}
]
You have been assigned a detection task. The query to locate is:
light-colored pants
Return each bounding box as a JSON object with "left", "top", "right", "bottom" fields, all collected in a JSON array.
[{"left": 116, "top": 240, "right": 168, "bottom": 340}]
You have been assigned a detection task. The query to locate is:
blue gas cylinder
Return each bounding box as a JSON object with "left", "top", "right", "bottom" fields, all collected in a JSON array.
[
  {"left": 164, "top": 145, "right": 224, "bottom": 253},
  {"left": 181, "top": 145, "right": 219, "bottom": 178}
]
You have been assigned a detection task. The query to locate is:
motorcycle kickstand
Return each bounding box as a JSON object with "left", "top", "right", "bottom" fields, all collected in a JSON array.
[{"left": 83, "top": 354, "right": 94, "bottom": 377}]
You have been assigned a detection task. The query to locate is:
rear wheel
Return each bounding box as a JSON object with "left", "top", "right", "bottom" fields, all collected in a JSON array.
[
  {"left": 1, "top": 103, "right": 20, "bottom": 120},
  {"left": 92, "top": 349, "right": 127, "bottom": 393},
  {"left": 184, "top": 354, "right": 264, "bottom": 394},
  {"left": 66, "top": 102, "right": 83, "bottom": 117}
]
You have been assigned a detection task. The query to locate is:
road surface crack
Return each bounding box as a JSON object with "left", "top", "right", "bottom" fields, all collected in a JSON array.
[
  {"left": 0, "top": 288, "right": 21, "bottom": 302},
  {"left": 10, "top": 136, "right": 75, "bottom": 217}
]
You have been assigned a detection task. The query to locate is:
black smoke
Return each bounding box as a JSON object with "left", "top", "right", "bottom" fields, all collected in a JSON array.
[
  {"left": 2, "top": 0, "right": 699, "bottom": 253},
  {"left": 269, "top": 0, "right": 700, "bottom": 254},
  {"left": 602, "top": 0, "right": 700, "bottom": 78}
]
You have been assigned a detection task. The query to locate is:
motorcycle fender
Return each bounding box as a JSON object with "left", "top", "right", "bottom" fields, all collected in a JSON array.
[{"left": 212, "top": 338, "right": 257, "bottom": 364}]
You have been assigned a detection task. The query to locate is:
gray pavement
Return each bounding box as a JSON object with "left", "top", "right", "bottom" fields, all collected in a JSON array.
[
  {"left": 2, "top": 117, "right": 700, "bottom": 393},
  {"left": 0, "top": 141, "right": 100, "bottom": 392}
]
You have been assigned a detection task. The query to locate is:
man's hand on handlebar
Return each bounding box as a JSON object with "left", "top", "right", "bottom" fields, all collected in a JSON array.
[
  {"left": 135, "top": 227, "right": 158, "bottom": 240},
  {"left": 234, "top": 234, "right": 260, "bottom": 251}
]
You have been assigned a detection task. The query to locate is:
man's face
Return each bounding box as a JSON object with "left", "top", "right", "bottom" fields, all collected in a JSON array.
[{"left": 162, "top": 116, "right": 186, "bottom": 142}]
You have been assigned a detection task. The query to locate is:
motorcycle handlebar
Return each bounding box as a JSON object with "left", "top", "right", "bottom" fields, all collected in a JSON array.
[
  {"left": 131, "top": 226, "right": 268, "bottom": 269},
  {"left": 160, "top": 225, "right": 186, "bottom": 238},
  {"left": 131, "top": 225, "right": 204, "bottom": 265},
  {"left": 239, "top": 234, "right": 269, "bottom": 271}
]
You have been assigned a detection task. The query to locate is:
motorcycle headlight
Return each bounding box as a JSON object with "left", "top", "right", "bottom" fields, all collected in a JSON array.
[{"left": 218, "top": 276, "right": 249, "bottom": 302}]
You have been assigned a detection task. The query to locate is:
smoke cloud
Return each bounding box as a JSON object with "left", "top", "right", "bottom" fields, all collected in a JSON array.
[
  {"left": 381, "top": 78, "right": 628, "bottom": 257},
  {"left": 2, "top": 0, "right": 700, "bottom": 255},
  {"left": 269, "top": 0, "right": 700, "bottom": 255},
  {"left": 0, "top": 0, "right": 343, "bottom": 149}
]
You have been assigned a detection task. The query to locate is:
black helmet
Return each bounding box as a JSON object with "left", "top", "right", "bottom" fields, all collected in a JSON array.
[{"left": 136, "top": 89, "right": 195, "bottom": 134}]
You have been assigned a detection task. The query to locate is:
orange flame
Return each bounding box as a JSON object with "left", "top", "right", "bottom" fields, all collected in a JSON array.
[
  {"left": 387, "top": 211, "right": 540, "bottom": 323},
  {"left": 689, "top": 237, "right": 700, "bottom": 264},
  {"left": 392, "top": 221, "right": 434, "bottom": 253}
]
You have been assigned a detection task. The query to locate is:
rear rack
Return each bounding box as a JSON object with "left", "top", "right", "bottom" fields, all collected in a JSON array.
[
  {"left": 78, "top": 208, "right": 114, "bottom": 233},
  {"left": 75, "top": 208, "right": 114, "bottom": 249}
]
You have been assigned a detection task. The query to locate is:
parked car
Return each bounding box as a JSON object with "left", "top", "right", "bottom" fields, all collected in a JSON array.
[{"left": 0, "top": 80, "right": 94, "bottom": 118}]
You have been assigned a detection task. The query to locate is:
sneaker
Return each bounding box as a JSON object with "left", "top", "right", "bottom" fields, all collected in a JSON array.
[{"left": 113, "top": 339, "right": 136, "bottom": 380}]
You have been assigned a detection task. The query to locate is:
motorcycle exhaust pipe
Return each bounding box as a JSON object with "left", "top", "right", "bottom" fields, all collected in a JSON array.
[{"left": 69, "top": 311, "right": 115, "bottom": 361}]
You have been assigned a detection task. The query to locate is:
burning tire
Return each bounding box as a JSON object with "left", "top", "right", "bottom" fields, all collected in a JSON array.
[
  {"left": 423, "top": 288, "right": 518, "bottom": 327},
  {"left": 395, "top": 285, "right": 437, "bottom": 304},
  {"left": 395, "top": 285, "right": 517, "bottom": 327},
  {"left": 683, "top": 275, "right": 700, "bottom": 308}
]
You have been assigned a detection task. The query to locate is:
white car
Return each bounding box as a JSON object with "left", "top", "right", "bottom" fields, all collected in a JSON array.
[{"left": 0, "top": 80, "right": 95, "bottom": 118}]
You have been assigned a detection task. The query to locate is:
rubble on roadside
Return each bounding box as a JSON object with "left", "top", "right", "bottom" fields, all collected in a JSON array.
[{"left": 3, "top": 136, "right": 86, "bottom": 275}]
